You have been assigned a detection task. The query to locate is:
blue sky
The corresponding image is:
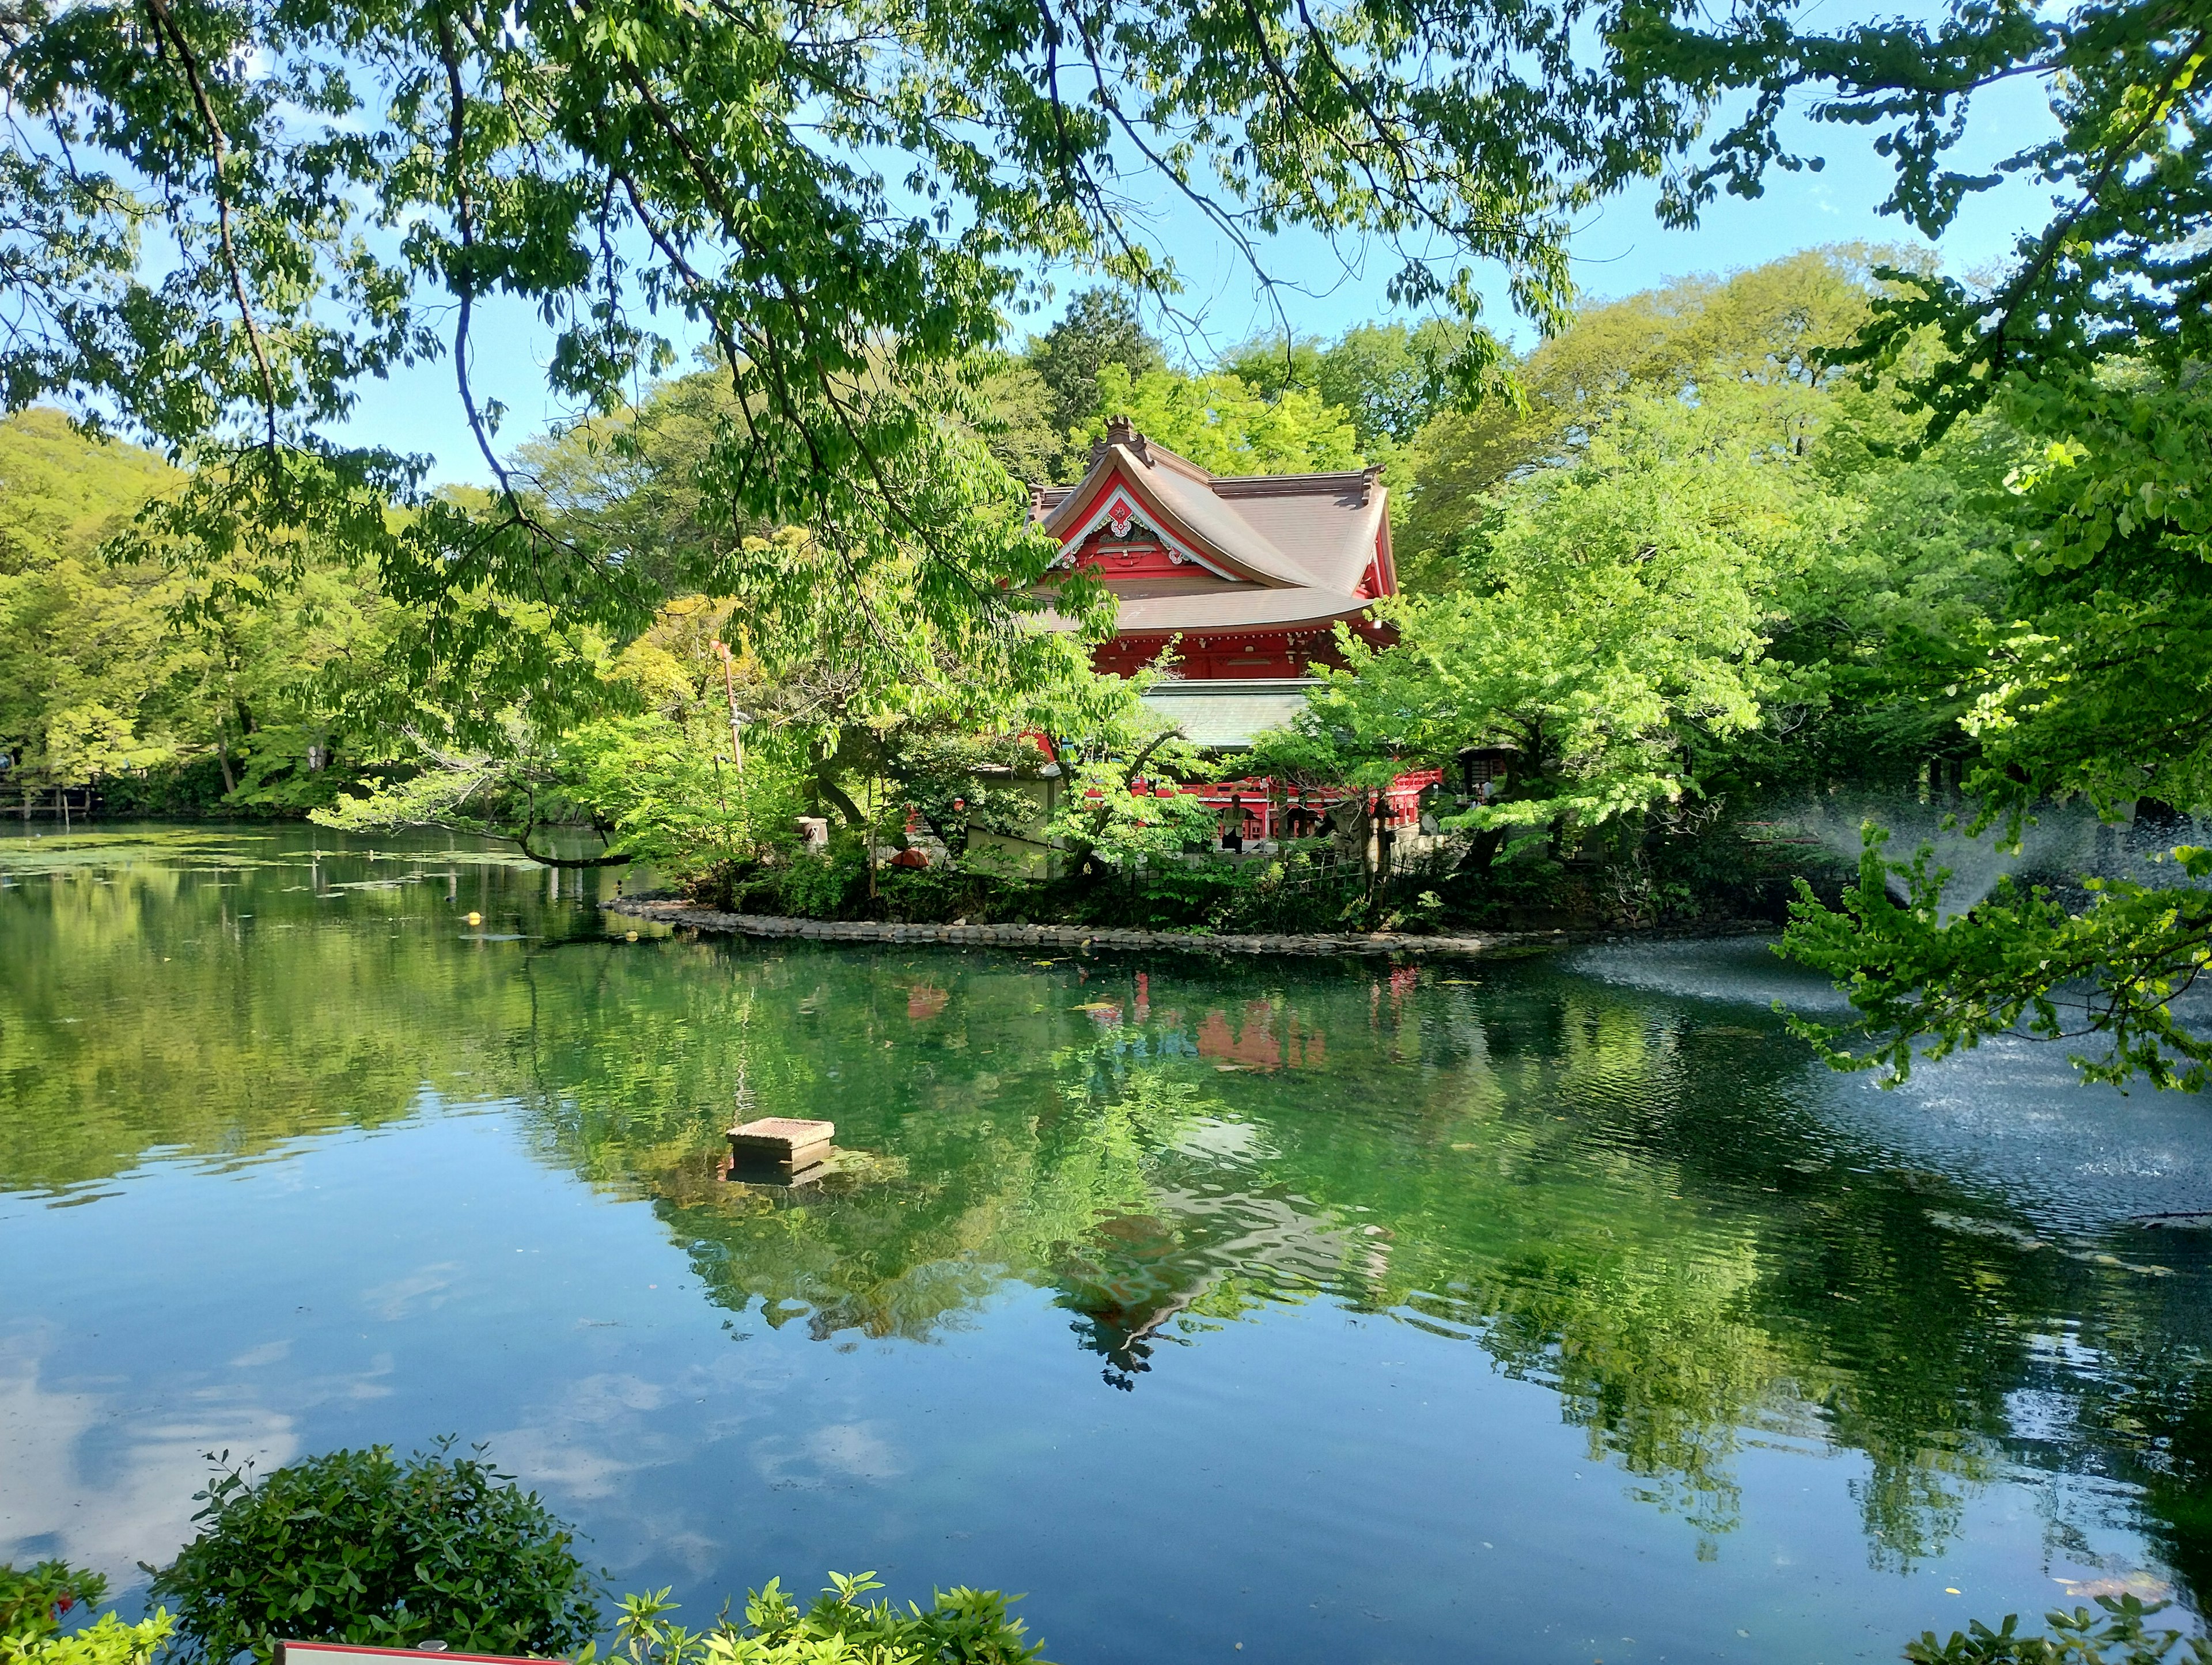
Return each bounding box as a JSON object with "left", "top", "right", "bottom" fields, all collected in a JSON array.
[{"left": 338, "top": 73, "right": 2061, "bottom": 490}]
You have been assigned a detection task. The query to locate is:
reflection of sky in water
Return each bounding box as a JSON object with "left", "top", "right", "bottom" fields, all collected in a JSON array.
[
  {"left": 6, "top": 1113, "right": 2182, "bottom": 1660},
  {"left": 3, "top": 827, "right": 2209, "bottom": 1665},
  {"left": 1570, "top": 936, "right": 2212, "bottom": 1232}
]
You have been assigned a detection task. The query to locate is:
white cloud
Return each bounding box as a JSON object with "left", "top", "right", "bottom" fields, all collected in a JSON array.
[
  {"left": 0, "top": 1326, "right": 298, "bottom": 1585},
  {"left": 360, "top": 1263, "right": 463, "bottom": 1321}
]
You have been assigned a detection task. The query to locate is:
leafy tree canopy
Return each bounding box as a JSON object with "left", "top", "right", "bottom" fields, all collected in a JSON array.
[
  {"left": 1072, "top": 363, "right": 1362, "bottom": 475},
  {"left": 0, "top": 0, "right": 1733, "bottom": 704},
  {"left": 1249, "top": 380, "right": 1832, "bottom": 869},
  {"left": 0, "top": 410, "right": 389, "bottom": 807},
  {"left": 1026, "top": 289, "right": 1165, "bottom": 449},
  {"left": 1224, "top": 317, "right": 1472, "bottom": 449},
  {"left": 1394, "top": 246, "right": 1914, "bottom": 582}
]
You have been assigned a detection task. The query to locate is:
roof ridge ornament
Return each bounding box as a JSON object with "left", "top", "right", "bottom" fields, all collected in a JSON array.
[
  {"left": 1102, "top": 413, "right": 1150, "bottom": 465},
  {"left": 1361, "top": 461, "right": 1384, "bottom": 506}
]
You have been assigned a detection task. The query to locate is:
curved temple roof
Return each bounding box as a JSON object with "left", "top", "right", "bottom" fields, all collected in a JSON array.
[{"left": 1031, "top": 416, "right": 1395, "bottom": 635}]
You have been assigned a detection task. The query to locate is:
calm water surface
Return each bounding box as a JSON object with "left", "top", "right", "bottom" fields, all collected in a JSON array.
[{"left": 3, "top": 825, "right": 2209, "bottom": 1665}]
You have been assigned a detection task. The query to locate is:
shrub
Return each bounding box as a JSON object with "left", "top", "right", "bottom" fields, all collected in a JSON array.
[
  {"left": 146, "top": 1444, "right": 600, "bottom": 1664},
  {"left": 1904, "top": 1597, "right": 2212, "bottom": 1665},
  {"left": 596, "top": 1573, "right": 1047, "bottom": 1665},
  {"left": 1, "top": 1564, "right": 107, "bottom": 1645},
  {"left": 2, "top": 1611, "right": 176, "bottom": 1665},
  {"left": 1, "top": 1561, "right": 173, "bottom": 1665}
]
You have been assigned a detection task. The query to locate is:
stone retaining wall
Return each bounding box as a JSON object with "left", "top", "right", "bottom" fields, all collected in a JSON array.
[{"left": 604, "top": 896, "right": 1555, "bottom": 959}]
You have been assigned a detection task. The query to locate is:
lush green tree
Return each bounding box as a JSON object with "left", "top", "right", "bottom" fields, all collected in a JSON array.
[
  {"left": 0, "top": 410, "right": 392, "bottom": 811},
  {"left": 1781, "top": 367, "right": 2212, "bottom": 1090},
  {"left": 1225, "top": 318, "right": 1471, "bottom": 448},
  {"left": 970, "top": 359, "right": 1067, "bottom": 487},
  {"left": 1394, "top": 247, "right": 1908, "bottom": 585},
  {"left": 1522, "top": 0, "right": 2212, "bottom": 1087},
  {"left": 0, "top": 412, "right": 186, "bottom": 802},
  {"left": 1257, "top": 384, "right": 1828, "bottom": 871},
  {"left": 1026, "top": 290, "right": 1165, "bottom": 458},
  {"left": 1072, "top": 364, "right": 1362, "bottom": 473},
  {"left": 1740, "top": 408, "right": 2020, "bottom": 797}
]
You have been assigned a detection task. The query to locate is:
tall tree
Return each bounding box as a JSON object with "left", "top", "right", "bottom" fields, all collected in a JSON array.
[
  {"left": 1394, "top": 247, "right": 1907, "bottom": 586},
  {"left": 1672, "top": 0, "right": 2212, "bottom": 1088},
  {"left": 1225, "top": 319, "right": 1471, "bottom": 448},
  {"left": 1027, "top": 289, "right": 1166, "bottom": 460},
  {"left": 1071, "top": 364, "right": 1363, "bottom": 474}
]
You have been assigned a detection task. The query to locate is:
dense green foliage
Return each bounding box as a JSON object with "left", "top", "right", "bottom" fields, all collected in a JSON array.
[
  {"left": 1906, "top": 1599, "right": 2212, "bottom": 1665},
  {"left": 596, "top": 1576, "right": 1045, "bottom": 1665},
  {"left": 0, "top": 410, "right": 389, "bottom": 813},
  {"left": 147, "top": 1445, "right": 601, "bottom": 1663},
  {"left": 1781, "top": 366, "right": 2212, "bottom": 1087},
  {"left": 0, "top": 1565, "right": 110, "bottom": 1648},
  {"left": 1224, "top": 318, "right": 1471, "bottom": 450},
  {"left": 1262, "top": 380, "right": 1819, "bottom": 869},
  {"left": 0, "top": 1564, "right": 172, "bottom": 1665}
]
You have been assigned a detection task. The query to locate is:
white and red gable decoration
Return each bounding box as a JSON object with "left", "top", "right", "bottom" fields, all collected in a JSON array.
[{"left": 1029, "top": 416, "right": 1397, "bottom": 684}]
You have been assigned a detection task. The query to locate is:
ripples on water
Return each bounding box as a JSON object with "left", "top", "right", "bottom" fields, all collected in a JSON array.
[
  {"left": 1574, "top": 937, "right": 2212, "bottom": 1231},
  {"left": 2, "top": 826, "right": 2209, "bottom": 1665}
]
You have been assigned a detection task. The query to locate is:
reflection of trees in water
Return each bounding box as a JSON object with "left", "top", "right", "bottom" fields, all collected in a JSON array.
[
  {"left": 525, "top": 961, "right": 2209, "bottom": 1586},
  {"left": 8, "top": 844, "right": 2206, "bottom": 1593},
  {"left": 0, "top": 832, "right": 576, "bottom": 1192}
]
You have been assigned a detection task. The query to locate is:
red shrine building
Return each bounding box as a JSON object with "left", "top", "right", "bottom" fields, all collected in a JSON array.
[{"left": 1031, "top": 415, "right": 1398, "bottom": 750}]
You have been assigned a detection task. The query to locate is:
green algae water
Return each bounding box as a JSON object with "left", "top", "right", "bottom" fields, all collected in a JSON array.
[{"left": 3, "top": 825, "right": 2209, "bottom": 1665}]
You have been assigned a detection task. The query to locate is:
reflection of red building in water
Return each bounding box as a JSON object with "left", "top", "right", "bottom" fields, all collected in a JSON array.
[
  {"left": 1195, "top": 1002, "right": 1327, "bottom": 1071},
  {"left": 1032, "top": 416, "right": 1398, "bottom": 753}
]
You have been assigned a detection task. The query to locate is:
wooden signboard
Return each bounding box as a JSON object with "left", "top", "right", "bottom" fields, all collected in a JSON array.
[{"left": 278, "top": 1645, "right": 548, "bottom": 1665}]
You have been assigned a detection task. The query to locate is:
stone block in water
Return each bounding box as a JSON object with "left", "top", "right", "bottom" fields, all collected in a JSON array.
[{"left": 729, "top": 1116, "right": 834, "bottom": 1171}]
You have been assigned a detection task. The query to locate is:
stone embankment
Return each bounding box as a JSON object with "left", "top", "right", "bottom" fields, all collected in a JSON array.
[{"left": 605, "top": 896, "right": 1556, "bottom": 959}]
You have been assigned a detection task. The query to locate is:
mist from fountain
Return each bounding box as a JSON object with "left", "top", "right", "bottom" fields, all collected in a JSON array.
[
  {"left": 1564, "top": 788, "right": 2212, "bottom": 1227},
  {"left": 1785, "top": 788, "right": 2212, "bottom": 919},
  {"left": 1566, "top": 934, "right": 2212, "bottom": 1232}
]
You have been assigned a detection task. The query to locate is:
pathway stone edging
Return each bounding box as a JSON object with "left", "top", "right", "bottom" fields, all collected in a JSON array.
[{"left": 603, "top": 896, "right": 1560, "bottom": 958}]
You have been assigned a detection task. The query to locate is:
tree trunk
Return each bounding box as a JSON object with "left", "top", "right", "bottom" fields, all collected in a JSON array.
[
  {"left": 812, "top": 732, "right": 870, "bottom": 826},
  {"left": 815, "top": 772, "right": 865, "bottom": 827},
  {"left": 1455, "top": 824, "right": 1508, "bottom": 877}
]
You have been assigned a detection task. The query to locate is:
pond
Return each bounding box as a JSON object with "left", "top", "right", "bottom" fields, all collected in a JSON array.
[{"left": 2, "top": 824, "right": 2209, "bottom": 1665}]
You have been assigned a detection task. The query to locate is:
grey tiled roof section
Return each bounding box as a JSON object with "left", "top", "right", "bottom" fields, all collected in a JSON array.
[
  {"left": 1034, "top": 439, "right": 1386, "bottom": 598},
  {"left": 1217, "top": 485, "right": 1384, "bottom": 594},
  {"left": 1138, "top": 677, "right": 1320, "bottom": 748},
  {"left": 1134, "top": 458, "right": 1310, "bottom": 585}
]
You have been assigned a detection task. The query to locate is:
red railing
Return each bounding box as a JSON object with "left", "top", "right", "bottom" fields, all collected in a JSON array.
[{"left": 1099, "top": 769, "right": 1445, "bottom": 841}]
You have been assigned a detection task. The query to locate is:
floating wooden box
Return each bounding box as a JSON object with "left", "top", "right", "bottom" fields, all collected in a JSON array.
[{"left": 729, "top": 1116, "right": 834, "bottom": 1171}]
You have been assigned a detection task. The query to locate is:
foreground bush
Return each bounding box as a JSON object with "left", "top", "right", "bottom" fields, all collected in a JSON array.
[
  {"left": 1, "top": 1562, "right": 171, "bottom": 1665},
  {"left": 596, "top": 1574, "right": 1046, "bottom": 1665},
  {"left": 1906, "top": 1597, "right": 2210, "bottom": 1665},
  {"left": 1, "top": 1564, "right": 103, "bottom": 1645},
  {"left": 146, "top": 1445, "right": 599, "bottom": 1663}
]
